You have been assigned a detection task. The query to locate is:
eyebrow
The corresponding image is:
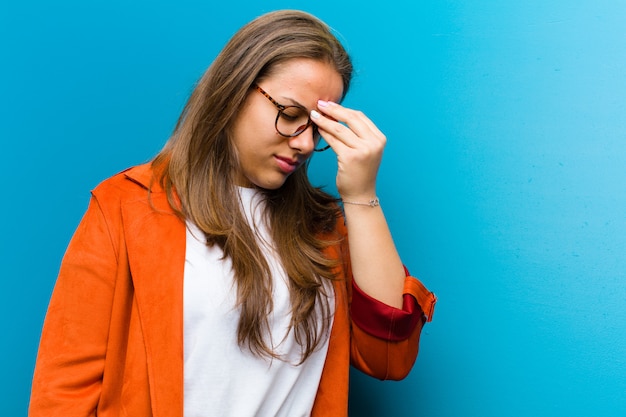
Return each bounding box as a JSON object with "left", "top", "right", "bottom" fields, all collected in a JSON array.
[{"left": 279, "top": 96, "right": 309, "bottom": 111}]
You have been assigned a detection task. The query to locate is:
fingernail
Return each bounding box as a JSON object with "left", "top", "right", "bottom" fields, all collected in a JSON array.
[
  {"left": 311, "top": 109, "right": 321, "bottom": 119},
  {"left": 317, "top": 100, "right": 329, "bottom": 107}
]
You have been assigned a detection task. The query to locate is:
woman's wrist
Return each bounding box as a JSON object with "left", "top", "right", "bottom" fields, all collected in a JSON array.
[{"left": 341, "top": 197, "right": 380, "bottom": 207}]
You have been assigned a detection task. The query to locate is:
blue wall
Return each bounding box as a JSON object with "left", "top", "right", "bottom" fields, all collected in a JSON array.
[{"left": 2, "top": 1, "right": 625, "bottom": 415}]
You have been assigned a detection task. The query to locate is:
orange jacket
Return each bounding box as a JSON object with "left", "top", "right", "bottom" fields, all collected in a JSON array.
[{"left": 29, "top": 164, "right": 436, "bottom": 417}]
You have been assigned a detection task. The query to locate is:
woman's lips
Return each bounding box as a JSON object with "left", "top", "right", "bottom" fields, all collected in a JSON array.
[{"left": 274, "top": 155, "right": 299, "bottom": 174}]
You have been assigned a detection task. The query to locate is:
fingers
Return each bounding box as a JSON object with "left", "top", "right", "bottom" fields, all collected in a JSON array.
[
  {"left": 321, "top": 101, "right": 384, "bottom": 139},
  {"left": 310, "top": 107, "right": 355, "bottom": 150},
  {"left": 310, "top": 101, "right": 387, "bottom": 199},
  {"left": 310, "top": 101, "right": 386, "bottom": 150}
]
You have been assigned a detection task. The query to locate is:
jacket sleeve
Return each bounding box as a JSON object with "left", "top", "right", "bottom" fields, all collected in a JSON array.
[
  {"left": 349, "top": 270, "right": 436, "bottom": 380},
  {"left": 29, "top": 194, "right": 119, "bottom": 416},
  {"left": 336, "top": 219, "right": 437, "bottom": 380}
]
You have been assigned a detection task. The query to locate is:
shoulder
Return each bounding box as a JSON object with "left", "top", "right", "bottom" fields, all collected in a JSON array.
[
  {"left": 87, "top": 162, "right": 181, "bottom": 224},
  {"left": 91, "top": 163, "right": 156, "bottom": 205}
]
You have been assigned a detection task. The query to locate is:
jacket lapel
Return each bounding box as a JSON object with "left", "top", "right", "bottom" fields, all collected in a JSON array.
[{"left": 122, "top": 165, "right": 186, "bottom": 416}]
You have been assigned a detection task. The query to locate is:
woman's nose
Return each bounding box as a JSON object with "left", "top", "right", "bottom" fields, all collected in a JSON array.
[{"left": 288, "top": 125, "right": 316, "bottom": 154}]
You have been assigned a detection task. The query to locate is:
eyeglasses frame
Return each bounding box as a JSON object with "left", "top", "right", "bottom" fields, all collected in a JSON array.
[{"left": 254, "top": 84, "right": 330, "bottom": 152}]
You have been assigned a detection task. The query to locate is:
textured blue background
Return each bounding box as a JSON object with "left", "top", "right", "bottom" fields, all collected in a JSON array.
[{"left": 2, "top": 1, "right": 626, "bottom": 415}]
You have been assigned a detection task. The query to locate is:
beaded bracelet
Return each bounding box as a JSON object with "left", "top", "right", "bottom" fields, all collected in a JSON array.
[{"left": 341, "top": 197, "right": 380, "bottom": 207}]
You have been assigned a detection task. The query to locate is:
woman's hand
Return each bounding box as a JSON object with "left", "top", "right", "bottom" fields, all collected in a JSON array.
[
  {"left": 311, "top": 101, "right": 385, "bottom": 201},
  {"left": 311, "top": 101, "right": 405, "bottom": 308}
]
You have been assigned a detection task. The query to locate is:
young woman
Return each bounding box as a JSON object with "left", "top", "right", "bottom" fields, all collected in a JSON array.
[{"left": 29, "top": 9, "right": 436, "bottom": 417}]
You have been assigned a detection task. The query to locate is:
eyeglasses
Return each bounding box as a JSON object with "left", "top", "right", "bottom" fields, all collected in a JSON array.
[{"left": 255, "top": 84, "right": 330, "bottom": 152}]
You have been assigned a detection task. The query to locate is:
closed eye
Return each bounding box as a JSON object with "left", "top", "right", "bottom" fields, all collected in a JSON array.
[{"left": 280, "top": 106, "right": 307, "bottom": 121}]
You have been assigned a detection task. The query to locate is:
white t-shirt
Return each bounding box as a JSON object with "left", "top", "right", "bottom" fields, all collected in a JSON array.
[{"left": 183, "top": 187, "right": 334, "bottom": 417}]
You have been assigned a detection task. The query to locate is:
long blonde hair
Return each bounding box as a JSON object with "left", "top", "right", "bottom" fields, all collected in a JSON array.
[{"left": 152, "top": 10, "right": 353, "bottom": 361}]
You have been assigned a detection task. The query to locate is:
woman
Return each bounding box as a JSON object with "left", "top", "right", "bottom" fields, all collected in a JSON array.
[{"left": 29, "top": 9, "right": 436, "bottom": 417}]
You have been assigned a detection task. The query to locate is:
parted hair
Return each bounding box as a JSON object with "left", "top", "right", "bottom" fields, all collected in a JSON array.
[{"left": 151, "top": 10, "right": 353, "bottom": 362}]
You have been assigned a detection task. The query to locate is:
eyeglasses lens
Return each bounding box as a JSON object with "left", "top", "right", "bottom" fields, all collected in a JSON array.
[
  {"left": 276, "top": 106, "right": 311, "bottom": 136},
  {"left": 275, "top": 104, "right": 329, "bottom": 151}
]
